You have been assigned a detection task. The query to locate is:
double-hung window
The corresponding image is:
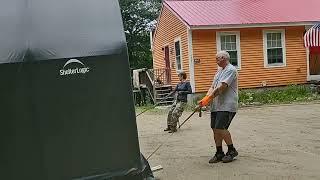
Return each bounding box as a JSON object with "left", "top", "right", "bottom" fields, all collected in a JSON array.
[
  {"left": 217, "top": 32, "right": 241, "bottom": 68},
  {"left": 174, "top": 37, "right": 183, "bottom": 71},
  {"left": 263, "top": 30, "right": 286, "bottom": 67}
]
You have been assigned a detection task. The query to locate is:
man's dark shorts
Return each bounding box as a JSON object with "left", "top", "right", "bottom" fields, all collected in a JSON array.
[{"left": 211, "top": 111, "right": 236, "bottom": 130}]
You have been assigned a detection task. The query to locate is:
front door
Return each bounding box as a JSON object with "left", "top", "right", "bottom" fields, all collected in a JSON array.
[
  {"left": 308, "top": 47, "right": 320, "bottom": 80},
  {"left": 164, "top": 46, "right": 171, "bottom": 84}
]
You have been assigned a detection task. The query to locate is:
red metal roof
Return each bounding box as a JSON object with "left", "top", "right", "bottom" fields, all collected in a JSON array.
[{"left": 164, "top": 0, "right": 320, "bottom": 27}]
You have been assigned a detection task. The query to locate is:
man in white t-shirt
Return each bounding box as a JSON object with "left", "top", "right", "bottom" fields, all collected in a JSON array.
[{"left": 199, "top": 51, "right": 239, "bottom": 163}]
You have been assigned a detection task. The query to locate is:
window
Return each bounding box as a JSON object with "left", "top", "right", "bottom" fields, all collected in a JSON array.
[
  {"left": 263, "top": 30, "right": 286, "bottom": 67},
  {"left": 217, "top": 32, "right": 241, "bottom": 68},
  {"left": 174, "top": 37, "right": 182, "bottom": 71}
]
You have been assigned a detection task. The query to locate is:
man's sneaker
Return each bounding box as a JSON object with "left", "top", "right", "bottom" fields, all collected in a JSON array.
[
  {"left": 209, "top": 152, "right": 225, "bottom": 163},
  {"left": 222, "top": 149, "right": 238, "bottom": 163},
  {"left": 164, "top": 127, "right": 170, "bottom": 131}
]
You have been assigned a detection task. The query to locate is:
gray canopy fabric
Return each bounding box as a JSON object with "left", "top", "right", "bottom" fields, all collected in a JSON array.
[
  {"left": 0, "top": 0, "right": 153, "bottom": 179},
  {"left": 0, "top": 0, "right": 127, "bottom": 63}
]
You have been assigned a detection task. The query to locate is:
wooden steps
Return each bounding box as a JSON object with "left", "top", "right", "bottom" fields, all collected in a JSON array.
[{"left": 155, "top": 85, "right": 174, "bottom": 105}]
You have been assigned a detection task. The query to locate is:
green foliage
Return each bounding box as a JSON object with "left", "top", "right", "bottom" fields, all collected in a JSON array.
[
  {"left": 135, "top": 104, "right": 168, "bottom": 115},
  {"left": 239, "top": 85, "right": 320, "bottom": 106},
  {"left": 119, "top": 0, "right": 162, "bottom": 69}
]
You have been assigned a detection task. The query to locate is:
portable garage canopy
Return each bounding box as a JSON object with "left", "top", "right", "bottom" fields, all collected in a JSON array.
[{"left": 0, "top": 0, "right": 152, "bottom": 179}]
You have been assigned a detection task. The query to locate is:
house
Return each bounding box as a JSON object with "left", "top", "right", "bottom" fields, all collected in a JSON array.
[{"left": 151, "top": 0, "right": 320, "bottom": 95}]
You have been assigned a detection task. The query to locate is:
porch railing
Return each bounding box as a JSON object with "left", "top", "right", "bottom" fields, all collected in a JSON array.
[{"left": 148, "top": 68, "right": 171, "bottom": 87}]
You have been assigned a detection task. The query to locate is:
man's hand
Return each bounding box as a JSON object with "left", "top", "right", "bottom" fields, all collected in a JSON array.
[{"left": 199, "top": 95, "right": 212, "bottom": 107}]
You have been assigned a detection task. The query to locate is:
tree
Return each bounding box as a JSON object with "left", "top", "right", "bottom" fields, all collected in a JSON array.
[{"left": 119, "top": 0, "right": 162, "bottom": 69}]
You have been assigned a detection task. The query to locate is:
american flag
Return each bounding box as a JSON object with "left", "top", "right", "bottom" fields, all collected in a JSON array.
[{"left": 304, "top": 23, "right": 320, "bottom": 48}]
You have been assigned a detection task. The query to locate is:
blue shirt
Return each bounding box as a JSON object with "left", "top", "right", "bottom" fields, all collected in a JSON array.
[{"left": 174, "top": 81, "right": 192, "bottom": 102}]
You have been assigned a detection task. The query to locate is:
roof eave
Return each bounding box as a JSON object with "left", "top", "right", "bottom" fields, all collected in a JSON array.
[{"left": 190, "top": 21, "right": 319, "bottom": 30}]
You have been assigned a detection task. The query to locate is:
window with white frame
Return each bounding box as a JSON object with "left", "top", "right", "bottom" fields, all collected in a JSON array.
[
  {"left": 217, "top": 32, "right": 241, "bottom": 68},
  {"left": 263, "top": 30, "right": 286, "bottom": 67},
  {"left": 174, "top": 38, "right": 182, "bottom": 71}
]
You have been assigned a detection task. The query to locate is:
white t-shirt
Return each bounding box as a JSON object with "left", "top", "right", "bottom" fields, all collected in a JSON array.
[{"left": 210, "top": 63, "right": 238, "bottom": 112}]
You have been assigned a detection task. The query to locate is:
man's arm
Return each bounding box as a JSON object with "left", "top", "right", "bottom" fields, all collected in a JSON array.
[
  {"left": 172, "top": 84, "right": 178, "bottom": 93},
  {"left": 167, "top": 84, "right": 178, "bottom": 98},
  {"left": 200, "top": 68, "right": 236, "bottom": 107},
  {"left": 186, "top": 82, "right": 192, "bottom": 94},
  {"left": 199, "top": 83, "right": 228, "bottom": 107},
  {"left": 177, "top": 82, "right": 192, "bottom": 95},
  {"left": 208, "top": 82, "right": 228, "bottom": 99}
]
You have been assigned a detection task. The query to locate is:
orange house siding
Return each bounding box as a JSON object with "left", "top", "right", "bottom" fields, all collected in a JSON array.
[
  {"left": 192, "top": 26, "right": 307, "bottom": 92},
  {"left": 192, "top": 30, "right": 217, "bottom": 92},
  {"left": 152, "top": 5, "right": 189, "bottom": 85}
]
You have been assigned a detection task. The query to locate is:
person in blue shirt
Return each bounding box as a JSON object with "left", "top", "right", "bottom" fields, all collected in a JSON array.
[{"left": 164, "top": 72, "right": 192, "bottom": 133}]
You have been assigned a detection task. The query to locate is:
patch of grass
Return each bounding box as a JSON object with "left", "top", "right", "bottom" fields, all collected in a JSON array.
[
  {"left": 135, "top": 104, "right": 168, "bottom": 115},
  {"left": 239, "top": 85, "right": 320, "bottom": 106}
]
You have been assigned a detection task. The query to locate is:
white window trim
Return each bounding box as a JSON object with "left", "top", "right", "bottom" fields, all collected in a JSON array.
[
  {"left": 216, "top": 31, "right": 241, "bottom": 70},
  {"left": 263, "top": 29, "right": 287, "bottom": 68},
  {"left": 174, "top": 37, "right": 183, "bottom": 72},
  {"left": 187, "top": 29, "right": 195, "bottom": 92}
]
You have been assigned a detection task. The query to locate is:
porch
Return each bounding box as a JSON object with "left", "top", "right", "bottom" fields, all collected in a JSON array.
[{"left": 132, "top": 68, "right": 175, "bottom": 106}]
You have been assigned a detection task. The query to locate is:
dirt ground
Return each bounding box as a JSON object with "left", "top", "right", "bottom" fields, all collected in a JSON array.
[{"left": 136, "top": 102, "right": 320, "bottom": 180}]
